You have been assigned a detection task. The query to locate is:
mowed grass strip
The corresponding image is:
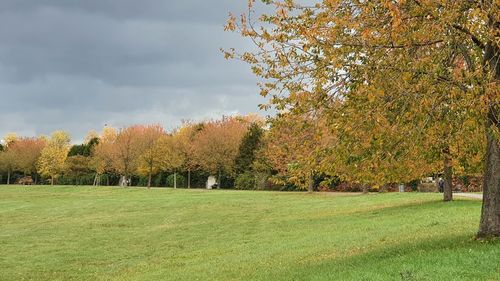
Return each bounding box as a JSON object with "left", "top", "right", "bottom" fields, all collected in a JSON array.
[{"left": 0, "top": 186, "right": 498, "bottom": 281}]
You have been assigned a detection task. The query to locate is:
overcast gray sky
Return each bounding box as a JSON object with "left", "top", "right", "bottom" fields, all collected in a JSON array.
[{"left": 0, "top": 0, "right": 268, "bottom": 142}]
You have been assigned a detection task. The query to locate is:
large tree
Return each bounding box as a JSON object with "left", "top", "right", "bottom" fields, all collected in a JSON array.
[{"left": 227, "top": 1, "right": 499, "bottom": 236}]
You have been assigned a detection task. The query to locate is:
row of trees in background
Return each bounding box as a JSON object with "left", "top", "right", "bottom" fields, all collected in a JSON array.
[
  {"left": 0, "top": 110, "right": 484, "bottom": 193},
  {"left": 0, "top": 115, "right": 272, "bottom": 189}
]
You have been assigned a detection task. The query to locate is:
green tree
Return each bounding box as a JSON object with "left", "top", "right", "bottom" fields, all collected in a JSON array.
[
  {"left": 235, "top": 123, "right": 264, "bottom": 174},
  {"left": 68, "top": 137, "right": 99, "bottom": 157},
  {"left": 64, "top": 155, "right": 92, "bottom": 185}
]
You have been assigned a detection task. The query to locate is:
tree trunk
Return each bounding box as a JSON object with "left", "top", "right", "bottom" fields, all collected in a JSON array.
[
  {"left": 478, "top": 109, "right": 500, "bottom": 237},
  {"left": 51, "top": 176, "right": 54, "bottom": 186},
  {"left": 34, "top": 173, "right": 38, "bottom": 185},
  {"left": 174, "top": 172, "right": 177, "bottom": 189},
  {"left": 120, "top": 175, "right": 127, "bottom": 187},
  {"left": 188, "top": 169, "right": 191, "bottom": 189},
  {"left": 6, "top": 170, "right": 10, "bottom": 185},
  {"left": 308, "top": 173, "right": 314, "bottom": 193},
  {"left": 106, "top": 175, "right": 109, "bottom": 186},
  {"left": 147, "top": 173, "right": 152, "bottom": 189},
  {"left": 217, "top": 170, "right": 221, "bottom": 189},
  {"left": 443, "top": 148, "right": 453, "bottom": 202},
  {"left": 362, "top": 185, "right": 369, "bottom": 194},
  {"left": 477, "top": 40, "right": 500, "bottom": 237}
]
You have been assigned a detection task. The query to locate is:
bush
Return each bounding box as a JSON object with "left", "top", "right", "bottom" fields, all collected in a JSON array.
[
  {"left": 235, "top": 172, "right": 256, "bottom": 190},
  {"left": 166, "top": 173, "right": 186, "bottom": 188}
]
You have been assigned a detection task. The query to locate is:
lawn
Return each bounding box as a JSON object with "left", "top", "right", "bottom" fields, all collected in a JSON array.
[{"left": 0, "top": 186, "right": 498, "bottom": 281}]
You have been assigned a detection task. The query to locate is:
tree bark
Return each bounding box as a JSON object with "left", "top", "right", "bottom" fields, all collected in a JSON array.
[
  {"left": 6, "top": 170, "right": 10, "bottom": 185},
  {"left": 362, "top": 185, "right": 369, "bottom": 194},
  {"left": 217, "top": 170, "right": 221, "bottom": 189},
  {"left": 147, "top": 173, "right": 152, "bottom": 189},
  {"left": 187, "top": 169, "right": 191, "bottom": 189},
  {"left": 443, "top": 148, "right": 453, "bottom": 202},
  {"left": 478, "top": 108, "right": 500, "bottom": 237},
  {"left": 477, "top": 39, "right": 500, "bottom": 237},
  {"left": 308, "top": 173, "right": 314, "bottom": 193},
  {"left": 174, "top": 172, "right": 177, "bottom": 189},
  {"left": 51, "top": 176, "right": 54, "bottom": 186}
]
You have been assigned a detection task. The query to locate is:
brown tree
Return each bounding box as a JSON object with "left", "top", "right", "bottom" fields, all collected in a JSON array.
[
  {"left": 192, "top": 117, "right": 249, "bottom": 188},
  {"left": 110, "top": 125, "right": 147, "bottom": 187},
  {"left": 9, "top": 137, "right": 46, "bottom": 183}
]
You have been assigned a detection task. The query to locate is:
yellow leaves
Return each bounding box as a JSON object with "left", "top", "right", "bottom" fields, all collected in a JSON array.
[
  {"left": 224, "top": 13, "right": 237, "bottom": 32},
  {"left": 37, "top": 131, "right": 71, "bottom": 179},
  {"left": 277, "top": 7, "right": 288, "bottom": 20},
  {"left": 367, "top": 92, "right": 376, "bottom": 103},
  {"left": 242, "top": 52, "right": 258, "bottom": 64},
  {"left": 3, "top": 133, "right": 18, "bottom": 147},
  {"left": 224, "top": 0, "right": 495, "bottom": 187}
]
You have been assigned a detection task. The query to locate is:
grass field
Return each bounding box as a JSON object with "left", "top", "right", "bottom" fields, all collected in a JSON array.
[{"left": 0, "top": 186, "right": 498, "bottom": 281}]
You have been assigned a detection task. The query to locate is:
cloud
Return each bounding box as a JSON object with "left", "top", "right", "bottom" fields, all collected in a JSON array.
[{"left": 0, "top": 0, "right": 268, "bottom": 142}]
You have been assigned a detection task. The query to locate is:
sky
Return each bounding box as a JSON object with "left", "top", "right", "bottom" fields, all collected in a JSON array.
[{"left": 0, "top": 0, "right": 269, "bottom": 142}]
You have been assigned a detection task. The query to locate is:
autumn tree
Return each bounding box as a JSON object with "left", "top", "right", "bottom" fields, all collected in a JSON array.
[
  {"left": 136, "top": 124, "right": 165, "bottom": 188},
  {"left": 91, "top": 127, "right": 117, "bottom": 186},
  {"left": 172, "top": 122, "right": 205, "bottom": 188},
  {"left": 0, "top": 152, "right": 15, "bottom": 185},
  {"left": 192, "top": 117, "right": 249, "bottom": 188},
  {"left": 261, "top": 111, "right": 331, "bottom": 192},
  {"left": 0, "top": 134, "right": 17, "bottom": 184},
  {"left": 7, "top": 137, "right": 47, "bottom": 183},
  {"left": 111, "top": 125, "right": 146, "bottom": 187},
  {"left": 227, "top": 1, "right": 499, "bottom": 236},
  {"left": 37, "top": 131, "right": 71, "bottom": 185},
  {"left": 154, "top": 134, "right": 185, "bottom": 188}
]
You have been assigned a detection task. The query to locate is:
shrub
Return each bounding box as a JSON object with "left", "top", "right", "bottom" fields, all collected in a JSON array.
[{"left": 235, "top": 172, "right": 256, "bottom": 190}]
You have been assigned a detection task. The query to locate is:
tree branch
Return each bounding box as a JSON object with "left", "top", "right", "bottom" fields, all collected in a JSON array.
[{"left": 451, "top": 24, "right": 486, "bottom": 50}]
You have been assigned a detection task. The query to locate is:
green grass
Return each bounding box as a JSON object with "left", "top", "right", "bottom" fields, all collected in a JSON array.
[{"left": 0, "top": 186, "right": 498, "bottom": 281}]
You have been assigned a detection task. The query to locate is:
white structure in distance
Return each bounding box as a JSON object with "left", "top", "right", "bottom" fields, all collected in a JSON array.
[{"left": 206, "top": 176, "right": 217, "bottom": 189}]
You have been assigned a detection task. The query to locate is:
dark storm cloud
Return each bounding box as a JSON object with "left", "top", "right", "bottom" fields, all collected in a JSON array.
[{"left": 0, "top": 0, "right": 267, "bottom": 142}]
